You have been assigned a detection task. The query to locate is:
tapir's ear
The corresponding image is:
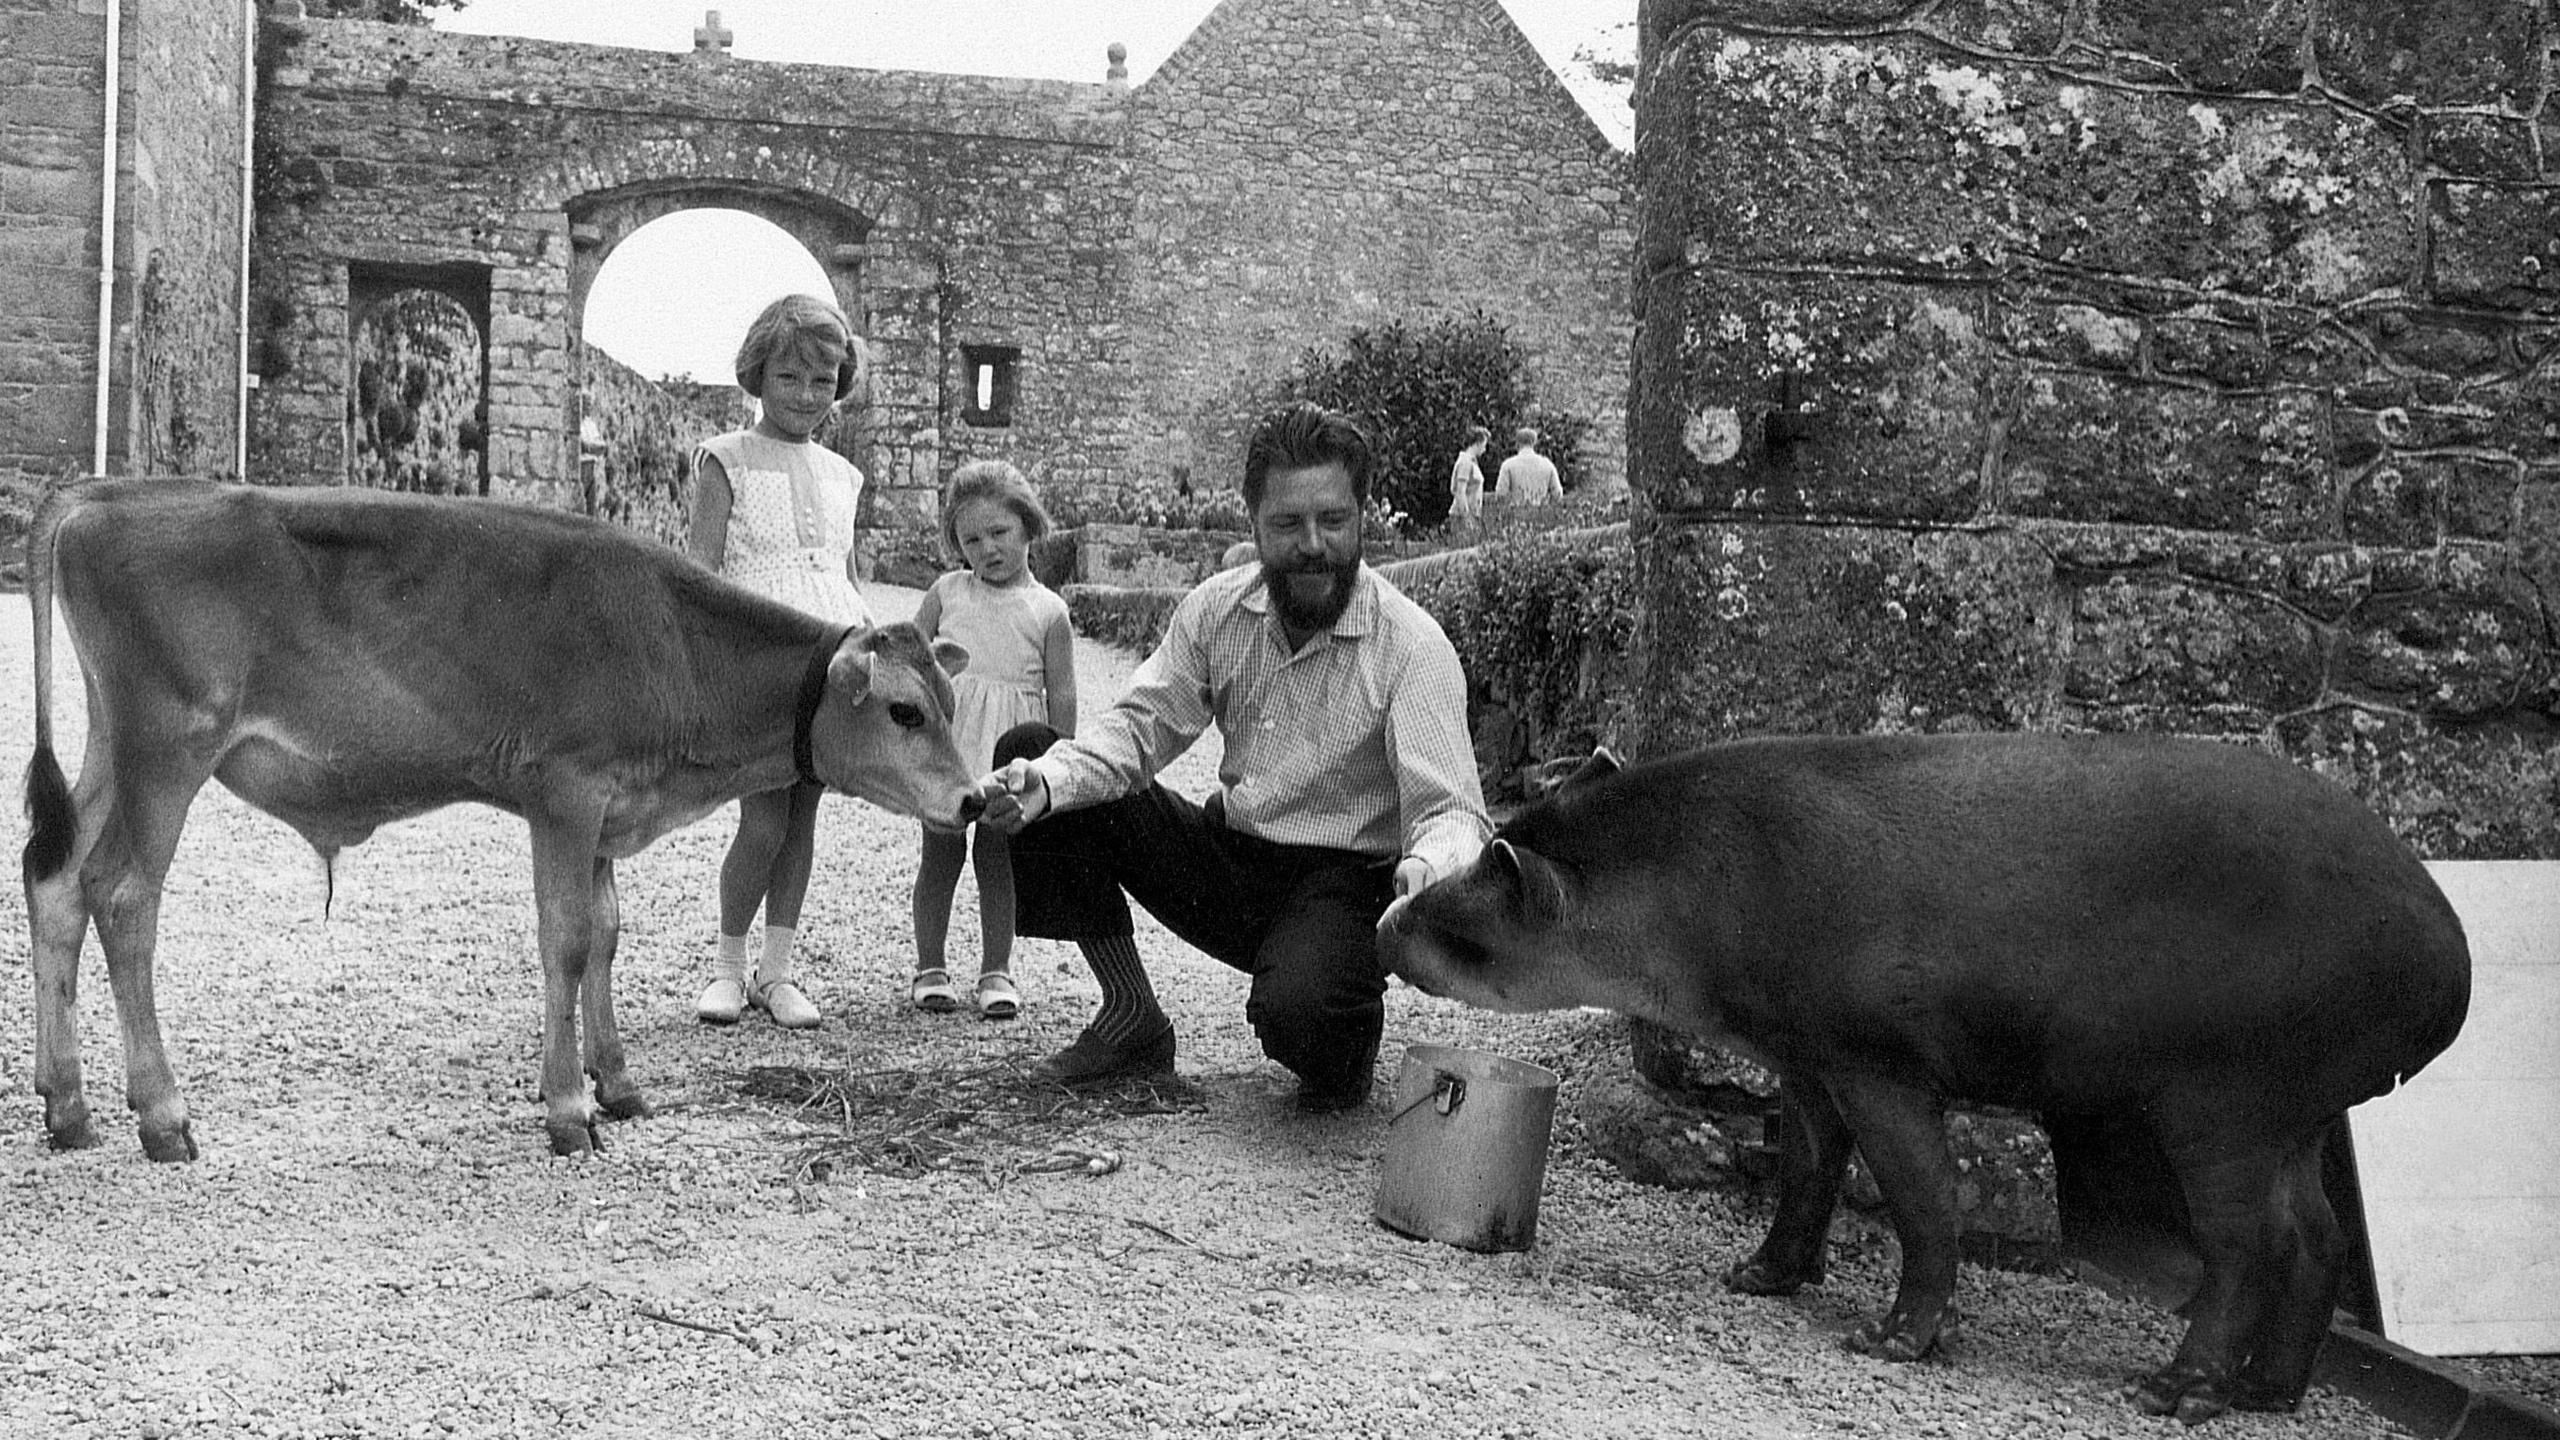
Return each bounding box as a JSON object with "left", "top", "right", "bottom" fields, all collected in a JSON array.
[
  {"left": 1561, "top": 746, "right": 1623, "bottom": 791},
  {"left": 932, "top": 638, "right": 971, "bottom": 678},
  {"left": 1488, "top": 839, "right": 1571, "bottom": 925}
]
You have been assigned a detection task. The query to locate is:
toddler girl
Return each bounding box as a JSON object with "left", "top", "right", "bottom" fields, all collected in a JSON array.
[{"left": 908, "top": 461, "right": 1076, "bottom": 1019}]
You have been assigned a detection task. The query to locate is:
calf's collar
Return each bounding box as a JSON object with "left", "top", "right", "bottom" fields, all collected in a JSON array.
[{"left": 791, "top": 624, "right": 858, "bottom": 787}]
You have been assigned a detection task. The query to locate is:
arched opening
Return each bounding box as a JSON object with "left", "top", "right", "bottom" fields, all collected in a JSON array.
[
  {"left": 583, "top": 208, "right": 833, "bottom": 383},
  {"left": 349, "top": 268, "right": 490, "bottom": 496},
  {"left": 576, "top": 208, "right": 839, "bottom": 545}
]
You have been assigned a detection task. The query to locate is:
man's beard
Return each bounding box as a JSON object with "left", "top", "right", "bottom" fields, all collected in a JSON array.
[{"left": 1264, "top": 553, "right": 1358, "bottom": 634}]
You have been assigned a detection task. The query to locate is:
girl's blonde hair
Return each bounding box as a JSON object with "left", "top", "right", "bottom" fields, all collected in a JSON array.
[
  {"left": 734, "top": 292, "right": 867, "bottom": 401},
  {"left": 941, "top": 460, "right": 1054, "bottom": 560}
]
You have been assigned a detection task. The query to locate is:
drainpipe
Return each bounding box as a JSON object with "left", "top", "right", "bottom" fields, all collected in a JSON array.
[
  {"left": 237, "top": 0, "right": 256, "bottom": 479},
  {"left": 90, "top": 0, "right": 123, "bottom": 477}
]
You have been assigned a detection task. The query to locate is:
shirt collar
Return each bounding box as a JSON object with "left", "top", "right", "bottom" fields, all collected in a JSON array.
[{"left": 1241, "top": 563, "right": 1379, "bottom": 645}]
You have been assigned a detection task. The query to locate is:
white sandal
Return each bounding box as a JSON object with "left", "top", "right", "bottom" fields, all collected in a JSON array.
[
  {"left": 750, "top": 978, "right": 821, "bottom": 1030},
  {"left": 974, "top": 972, "right": 1021, "bottom": 1021},
  {"left": 910, "top": 969, "right": 960, "bottom": 1013}
]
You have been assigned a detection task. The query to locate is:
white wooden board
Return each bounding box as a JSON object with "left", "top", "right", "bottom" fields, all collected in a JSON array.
[{"left": 2347, "top": 860, "right": 2560, "bottom": 1356}]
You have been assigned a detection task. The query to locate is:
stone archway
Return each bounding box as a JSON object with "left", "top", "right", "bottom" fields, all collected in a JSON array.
[{"left": 564, "top": 180, "right": 880, "bottom": 490}]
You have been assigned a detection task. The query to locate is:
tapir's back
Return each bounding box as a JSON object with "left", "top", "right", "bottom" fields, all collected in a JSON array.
[{"left": 1539, "top": 733, "right": 2472, "bottom": 1115}]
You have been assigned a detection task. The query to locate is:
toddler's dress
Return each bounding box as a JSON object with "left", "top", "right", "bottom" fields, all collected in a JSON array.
[{"left": 929, "top": 569, "right": 1070, "bottom": 773}]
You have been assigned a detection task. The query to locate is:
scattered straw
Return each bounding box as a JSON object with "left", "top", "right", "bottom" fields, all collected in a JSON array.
[{"left": 738, "top": 1057, "right": 1203, "bottom": 1186}]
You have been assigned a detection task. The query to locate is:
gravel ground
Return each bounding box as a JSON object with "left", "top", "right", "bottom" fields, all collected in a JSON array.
[{"left": 0, "top": 581, "right": 2499, "bottom": 1440}]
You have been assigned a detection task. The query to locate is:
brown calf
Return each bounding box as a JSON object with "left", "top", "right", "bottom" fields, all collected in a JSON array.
[{"left": 20, "top": 479, "right": 982, "bottom": 1159}]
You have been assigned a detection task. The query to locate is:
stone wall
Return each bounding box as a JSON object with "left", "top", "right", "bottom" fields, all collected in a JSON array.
[
  {"left": 247, "top": 14, "right": 1129, "bottom": 516},
  {"left": 0, "top": 0, "right": 249, "bottom": 499},
  {"left": 1631, "top": 0, "right": 2560, "bottom": 858},
  {"left": 241, "top": 0, "right": 1637, "bottom": 544},
  {"left": 1124, "top": 0, "right": 1635, "bottom": 502}
]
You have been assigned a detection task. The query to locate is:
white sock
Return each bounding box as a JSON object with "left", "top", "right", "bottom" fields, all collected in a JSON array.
[
  {"left": 757, "top": 926, "right": 797, "bottom": 987},
  {"left": 713, "top": 932, "right": 748, "bottom": 985}
]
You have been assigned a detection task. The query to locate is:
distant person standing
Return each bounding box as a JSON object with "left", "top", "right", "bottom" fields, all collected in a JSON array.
[
  {"left": 1447, "top": 425, "right": 1490, "bottom": 537},
  {"left": 1495, "top": 427, "right": 1561, "bottom": 510}
]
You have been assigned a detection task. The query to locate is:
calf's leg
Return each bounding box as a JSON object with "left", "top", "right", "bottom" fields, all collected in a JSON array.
[
  {"left": 25, "top": 733, "right": 108, "bottom": 1150},
  {"left": 579, "top": 857, "right": 648, "bottom": 1122},
  {"left": 89, "top": 758, "right": 212, "bottom": 1162},
  {"left": 529, "top": 818, "right": 605, "bottom": 1156},
  {"left": 1727, "top": 1068, "right": 1854, "bottom": 1295}
]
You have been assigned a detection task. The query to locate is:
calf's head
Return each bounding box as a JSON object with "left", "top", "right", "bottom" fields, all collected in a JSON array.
[{"left": 810, "top": 622, "right": 984, "bottom": 828}]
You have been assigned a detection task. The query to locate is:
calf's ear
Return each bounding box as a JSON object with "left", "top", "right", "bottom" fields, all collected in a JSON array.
[
  {"left": 829, "top": 648, "right": 879, "bottom": 704},
  {"left": 933, "top": 638, "right": 971, "bottom": 678}
]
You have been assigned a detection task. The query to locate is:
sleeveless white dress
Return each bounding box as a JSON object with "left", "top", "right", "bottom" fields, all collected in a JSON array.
[
  {"left": 929, "top": 570, "right": 1070, "bottom": 773},
  {"left": 699, "top": 429, "right": 873, "bottom": 627}
]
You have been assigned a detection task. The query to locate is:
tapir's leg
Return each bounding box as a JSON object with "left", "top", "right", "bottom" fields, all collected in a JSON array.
[
  {"left": 2230, "top": 1126, "right": 2345, "bottom": 1412},
  {"left": 26, "top": 719, "right": 116, "bottom": 1151},
  {"left": 579, "top": 857, "right": 648, "bottom": 1122},
  {"left": 2132, "top": 1097, "right": 2290, "bottom": 1425},
  {"left": 89, "top": 750, "right": 216, "bottom": 1162},
  {"left": 527, "top": 816, "right": 605, "bottom": 1156},
  {"left": 1825, "top": 1072, "right": 1962, "bottom": 1361},
  {"left": 1727, "top": 1068, "right": 1854, "bottom": 1294}
]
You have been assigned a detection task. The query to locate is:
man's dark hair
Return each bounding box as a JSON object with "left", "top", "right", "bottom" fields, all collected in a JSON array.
[{"left": 1242, "top": 402, "right": 1377, "bottom": 512}]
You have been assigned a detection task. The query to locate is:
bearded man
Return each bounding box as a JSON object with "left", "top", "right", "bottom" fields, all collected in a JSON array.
[{"left": 976, "top": 403, "right": 1490, "bottom": 1112}]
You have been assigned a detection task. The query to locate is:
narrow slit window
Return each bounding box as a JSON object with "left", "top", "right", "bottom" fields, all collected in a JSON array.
[{"left": 961, "top": 344, "right": 1020, "bottom": 428}]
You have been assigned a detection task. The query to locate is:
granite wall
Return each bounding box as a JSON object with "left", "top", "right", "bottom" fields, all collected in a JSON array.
[
  {"left": 0, "top": 0, "right": 250, "bottom": 496},
  {"left": 1631, "top": 0, "right": 2559, "bottom": 857}
]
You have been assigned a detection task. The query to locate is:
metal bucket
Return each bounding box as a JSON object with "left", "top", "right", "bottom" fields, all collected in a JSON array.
[{"left": 1371, "top": 1043, "right": 1560, "bottom": 1253}]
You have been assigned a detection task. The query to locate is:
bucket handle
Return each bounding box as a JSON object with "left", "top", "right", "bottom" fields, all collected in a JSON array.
[{"left": 1387, "top": 1069, "right": 1470, "bottom": 1126}]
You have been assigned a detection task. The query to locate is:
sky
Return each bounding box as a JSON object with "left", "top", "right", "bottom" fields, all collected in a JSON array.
[{"left": 434, "top": 0, "right": 1635, "bottom": 381}]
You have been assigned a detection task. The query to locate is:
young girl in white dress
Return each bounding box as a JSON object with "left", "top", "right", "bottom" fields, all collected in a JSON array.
[
  {"left": 908, "top": 461, "right": 1077, "bottom": 1019},
  {"left": 687, "top": 293, "right": 873, "bottom": 1031}
]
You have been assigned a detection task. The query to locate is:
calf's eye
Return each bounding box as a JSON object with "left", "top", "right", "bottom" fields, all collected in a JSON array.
[{"left": 888, "top": 703, "right": 927, "bottom": 729}]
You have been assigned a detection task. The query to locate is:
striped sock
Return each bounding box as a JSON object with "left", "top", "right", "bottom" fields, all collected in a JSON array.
[{"left": 1078, "top": 935, "right": 1164, "bottom": 1043}]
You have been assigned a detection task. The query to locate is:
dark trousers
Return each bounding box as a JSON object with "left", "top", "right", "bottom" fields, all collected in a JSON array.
[{"left": 994, "top": 723, "right": 1394, "bottom": 1090}]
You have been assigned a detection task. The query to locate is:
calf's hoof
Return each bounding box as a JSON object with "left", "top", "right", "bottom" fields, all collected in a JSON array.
[
  {"left": 2129, "top": 1365, "right": 2232, "bottom": 1426},
  {"left": 545, "top": 1113, "right": 605, "bottom": 1157},
  {"left": 596, "top": 1089, "right": 652, "bottom": 1122},
  {"left": 44, "top": 1109, "right": 100, "bottom": 1152},
  {"left": 140, "top": 1119, "right": 198, "bottom": 1164},
  {"left": 1724, "top": 1256, "right": 1818, "bottom": 1296}
]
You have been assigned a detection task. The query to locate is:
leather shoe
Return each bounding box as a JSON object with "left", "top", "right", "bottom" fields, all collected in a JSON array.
[
  {"left": 1295, "top": 1074, "right": 1372, "bottom": 1114},
  {"left": 1041, "top": 1018, "right": 1176, "bottom": 1086}
]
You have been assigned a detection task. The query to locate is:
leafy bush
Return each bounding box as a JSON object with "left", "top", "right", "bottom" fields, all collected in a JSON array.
[
  {"left": 1272, "top": 311, "right": 1596, "bottom": 535},
  {"left": 1393, "top": 523, "right": 1638, "bottom": 802}
]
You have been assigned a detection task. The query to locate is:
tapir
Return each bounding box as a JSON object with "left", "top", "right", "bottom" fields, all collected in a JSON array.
[{"left": 1377, "top": 733, "right": 2470, "bottom": 1425}]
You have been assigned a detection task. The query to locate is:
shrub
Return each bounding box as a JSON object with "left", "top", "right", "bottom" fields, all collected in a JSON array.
[
  {"left": 1272, "top": 311, "right": 1596, "bottom": 536},
  {"left": 1393, "top": 523, "right": 1638, "bottom": 803}
]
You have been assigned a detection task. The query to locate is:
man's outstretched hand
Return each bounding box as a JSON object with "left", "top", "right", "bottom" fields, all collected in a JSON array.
[{"left": 974, "top": 760, "right": 1050, "bottom": 835}]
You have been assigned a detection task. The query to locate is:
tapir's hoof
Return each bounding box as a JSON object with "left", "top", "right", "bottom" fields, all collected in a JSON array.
[
  {"left": 2130, "top": 1366, "right": 2231, "bottom": 1426},
  {"left": 1723, "top": 1258, "right": 1816, "bottom": 1296},
  {"left": 1845, "top": 1317, "right": 1943, "bottom": 1362},
  {"left": 545, "top": 1114, "right": 605, "bottom": 1157},
  {"left": 140, "top": 1120, "right": 198, "bottom": 1163}
]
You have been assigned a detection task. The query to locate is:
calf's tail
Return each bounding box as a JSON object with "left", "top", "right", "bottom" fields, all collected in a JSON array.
[{"left": 22, "top": 489, "right": 76, "bottom": 885}]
